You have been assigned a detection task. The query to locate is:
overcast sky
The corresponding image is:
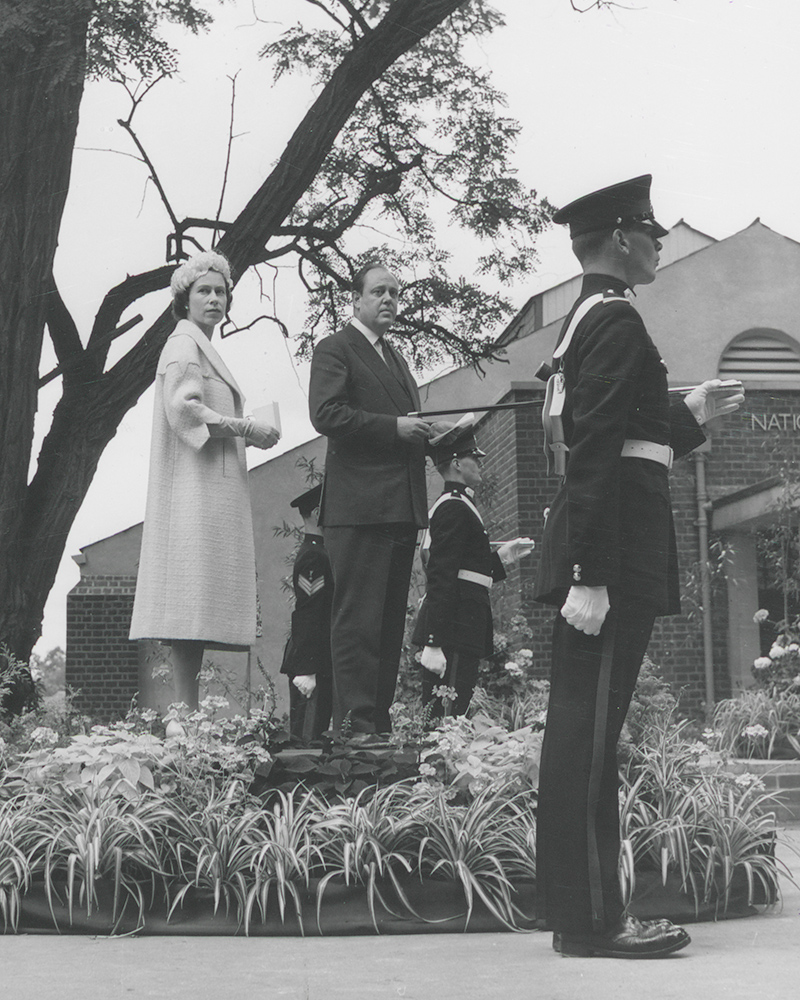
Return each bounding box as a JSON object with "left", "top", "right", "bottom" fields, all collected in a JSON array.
[{"left": 37, "top": 0, "right": 800, "bottom": 652}]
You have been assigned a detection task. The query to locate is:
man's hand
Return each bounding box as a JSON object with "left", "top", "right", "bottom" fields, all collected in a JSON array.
[
  {"left": 292, "top": 674, "right": 317, "bottom": 698},
  {"left": 497, "top": 537, "right": 535, "bottom": 565},
  {"left": 397, "top": 416, "right": 432, "bottom": 443},
  {"left": 420, "top": 646, "right": 447, "bottom": 677},
  {"left": 560, "top": 585, "right": 610, "bottom": 636},
  {"left": 427, "top": 420, "right": 457, "bottom": 439},
  {"left": 684, "top": 379, "right": 744, "bottom": 426}
]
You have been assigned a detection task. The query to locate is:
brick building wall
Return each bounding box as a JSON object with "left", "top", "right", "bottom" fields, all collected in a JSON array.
[
  {"left": 66, "top": 576, "right": 139, "bottom": 721},
  {"left": 706, "top": 390, "right": 800, "bottom": 496}
]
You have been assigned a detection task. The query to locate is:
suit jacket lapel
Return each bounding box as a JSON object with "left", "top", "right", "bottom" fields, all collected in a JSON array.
[
  {"left": 343, "top": 325, "right": 416, "bottom": 413},
  {"left": 176, "top": 319, "right": 245, "bottom": 405}
]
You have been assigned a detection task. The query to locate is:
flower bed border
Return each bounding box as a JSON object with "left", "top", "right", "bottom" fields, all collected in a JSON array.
[{"left": 7, "top": 870, "right": 767, "bottom": 937}]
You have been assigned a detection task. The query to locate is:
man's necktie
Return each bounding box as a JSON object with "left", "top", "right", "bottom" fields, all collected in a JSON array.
[{"left": 378, "top": 337, "right": 411, "bottom": 396}]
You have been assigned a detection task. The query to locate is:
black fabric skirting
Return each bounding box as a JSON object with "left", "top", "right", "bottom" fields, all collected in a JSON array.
[{"left": 8, "top": 870, "right": 768, "bottom": 936}]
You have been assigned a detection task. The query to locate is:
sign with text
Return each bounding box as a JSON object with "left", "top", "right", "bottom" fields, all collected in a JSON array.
[{"left": 751, "top": 413, "right": 800, "bottom": 431}]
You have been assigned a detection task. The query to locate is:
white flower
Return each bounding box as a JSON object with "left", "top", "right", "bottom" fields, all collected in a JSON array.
[
  {"left": 769, "top": 644, "right": 788, "bottom": 659},
  {"left": 29, "top": 726, "right": 58, "bottom": 745},
  {"left": 788, "top": 644, "right": 800, "bottom": 654},
  {"left": 753, "top": 609, "right": 770, "bottom": 624},
  {"left": 504, "top": 661, "right": 524, "bottom": 677},
  {"left": 753, "top": 657, "right": 772, "bottom": 671},
  {"left": 418, "top": 762, "right": 437, "bottom": 778},
  {"left": 517, "top": 648, "right": 533, "bottom": 663},
  {"left": 742, "top": 724, "right": 769, "bottom": 740},
  {"left": 734, "top": 773, "right": 765, "bottom": 790},
  {"left": 200, "top": 695, "right": 230, "bottom": 714}
]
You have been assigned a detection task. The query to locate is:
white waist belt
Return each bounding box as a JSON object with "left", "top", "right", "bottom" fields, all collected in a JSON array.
[
  {"left": 621, "top": 438, "right": 673, "bottom": 469},
  {"left": 458, "top": 569, "right": 493, "bottom": 589}
]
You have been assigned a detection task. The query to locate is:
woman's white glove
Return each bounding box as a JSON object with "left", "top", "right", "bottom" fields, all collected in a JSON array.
[
  {"left": 292, "top": 674, "right": 317, "bottom": 699},
  {"left": 560, "top": 585, "right": 610, "bottom": 636},
  {"left": 209, "top": 415, "right": 280, "bottom": 449},
  {"left": 684, "top": 379, "right": 744, "bottom": 426},
  {"left": 421, "top": 646, "right": 447, "bottom": 677},
  {"left": 497, "top": 537, "right": 535, "bottom": 566}
]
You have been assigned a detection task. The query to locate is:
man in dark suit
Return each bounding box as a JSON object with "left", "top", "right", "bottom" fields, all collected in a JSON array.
[
  {"left": 280, "top": 483, "right": 333, "bottom": 742},
  {"left": 534, "top": 175, "right": 743, "bottom": 959},
  {"left": 309, "top": 263, "right": 434, "bottom": 741},
  {"left": 413, "top": 419, "right": 533, "bottom": 718}
]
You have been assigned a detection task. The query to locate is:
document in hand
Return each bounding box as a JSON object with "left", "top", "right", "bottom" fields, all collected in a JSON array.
[{"left": 252, "top": 401, "right": 281, "bottom": 434}]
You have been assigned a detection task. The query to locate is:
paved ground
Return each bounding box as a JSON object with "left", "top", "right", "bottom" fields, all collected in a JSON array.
[{"left": 3, "top": 827, "right": 799, "bottom": 1000}]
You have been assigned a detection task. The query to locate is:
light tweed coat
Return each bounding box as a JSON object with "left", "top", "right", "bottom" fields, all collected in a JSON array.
[{"left": 129, "top": 320, "right": 257, "bottom": 648}]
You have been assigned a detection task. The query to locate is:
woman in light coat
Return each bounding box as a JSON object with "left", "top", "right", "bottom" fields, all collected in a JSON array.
[{"left": 130, "top": 252, "right": 279, "bottom": 720}]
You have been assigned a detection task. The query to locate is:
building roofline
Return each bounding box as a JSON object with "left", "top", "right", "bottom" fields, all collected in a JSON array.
[{"left": 493, "top": 217, "right": 722, "bottom": 348}]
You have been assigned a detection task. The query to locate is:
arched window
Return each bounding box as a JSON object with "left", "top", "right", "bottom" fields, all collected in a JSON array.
[{"left": 719, "top": 329, "right": 800, "bottom": 386}]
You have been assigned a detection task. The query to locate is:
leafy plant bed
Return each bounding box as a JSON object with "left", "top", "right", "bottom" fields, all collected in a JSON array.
[
  {"left": 8, "top": 848, "right": 771, "bottom": 936},
  {"left": 0, "top": 704, "right": 792, "bottom": 936}
]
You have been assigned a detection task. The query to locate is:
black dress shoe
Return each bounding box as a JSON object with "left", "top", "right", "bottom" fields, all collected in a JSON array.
[
  {"left": 556, "top": 915, "right": 690, "bottom": 959},
  {"left": 552, "top": 915, "right": 674, "bottom": 952}
]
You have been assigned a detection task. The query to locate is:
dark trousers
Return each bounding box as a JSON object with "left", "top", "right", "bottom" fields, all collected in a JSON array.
[
  {"left": 288, "top": 676, "right": 333, "bottom": 742},
  {"left": 421, "top": 648, "right": 480, "bottom": 719},
  {"left": 535, "top": 600, "right": 656, "bottom": 936},
  {"left": 324, "top": 523, "right": 418, "bottom": 734}
]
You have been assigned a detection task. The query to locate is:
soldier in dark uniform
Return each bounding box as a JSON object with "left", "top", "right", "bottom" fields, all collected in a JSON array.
[
  {"left": 533, "top": 175, "right": 743, "bottom": 959},
  {"left": 413, "top": 420, "right": 534, "bottom": 718},
  {"left": 280, "top": 483, "right": 333, "bottom": 742}
]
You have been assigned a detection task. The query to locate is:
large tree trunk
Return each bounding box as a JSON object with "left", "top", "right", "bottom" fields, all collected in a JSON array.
[
  {"left": 0, "top": 0, "right": 469, "bottom": 678},
  {"left": 0, "top": 3, "right": 92, "bottom": 700}
]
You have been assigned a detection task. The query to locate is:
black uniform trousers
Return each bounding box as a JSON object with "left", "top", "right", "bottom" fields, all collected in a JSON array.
[
  {"left": 324, "top": 522, "right": 417, "bottom": 734},
  {"left": 288, "top": 680, "right": 333, "bottom": 742},
  {"left": 421, "top": 647, "right": 481, "bottom": 719},
  {"left": 535, "top": 597, "right": 656, "bottom": 936}
]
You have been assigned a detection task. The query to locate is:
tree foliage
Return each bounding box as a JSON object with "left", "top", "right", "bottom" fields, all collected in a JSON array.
[
  {"left": 263, "top": 0, "right": 551, "bottom": 368},
  {"left": 0, "top": 0, "right": 555, "bottom": 702}
]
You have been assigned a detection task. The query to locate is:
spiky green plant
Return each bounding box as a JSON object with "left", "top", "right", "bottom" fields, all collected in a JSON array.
[
  {"left": 163, "top": 776, "right": 267, "bottom": 928},
  {"left": 311, "top": 782, "right": 426, "bottom": 932},
  {"left": 415, "top": 782, "right": 535, "bottom": 931},
  {"left": 11, "top": 782, "right": 169, "bottom": 933},
  {"left": 619, "top": 714, "right": 791, "bottom": 914},
  {"left": 0, "top": 799, "right": 33, "bottom": 931},
  {"left": 244, "top": 788, "right": 322, "bottom": 934}
]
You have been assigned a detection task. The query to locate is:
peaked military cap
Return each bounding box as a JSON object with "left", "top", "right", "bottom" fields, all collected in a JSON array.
[
  {"left": 552, "top": 174, "right": 669, "bottom": 239},
  {"left": 290, "top": 482, "right": 322, "bottom": 517},
  {"left": 429, "top": 416, "right": 486, "bottom": 467}
]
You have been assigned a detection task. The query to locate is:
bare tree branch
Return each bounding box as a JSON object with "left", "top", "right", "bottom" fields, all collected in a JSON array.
[
  {"left": 44, "top": 277, "right": 84, "bottom": 367},
  {"left": 116, "top": 75, "right": 180, "bottom": 230},
  {"left": 213, "top": 72, "right": 241, "bottom": 246},
  {"left": 87, "top": 264, "right": 173, "bottom": 362}
]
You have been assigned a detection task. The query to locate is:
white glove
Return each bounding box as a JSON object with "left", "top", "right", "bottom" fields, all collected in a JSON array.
[
  {"left": 420, "top": 646, "right": 447, "bottom": 677},
  {"left": 497, "top": 537, "right": 535, "bottom": 566},
  {"left": 209, "top": 415, "right": 281, "bottom": 449},
  {"left": 292, "top": 674, "right": 317, "bottom": 699},
  {"left": 684, "top": 379, "right": 744, "bottom": 426},
  {"left": 560, "top": 585, "right": 610, "bottom": 636}
]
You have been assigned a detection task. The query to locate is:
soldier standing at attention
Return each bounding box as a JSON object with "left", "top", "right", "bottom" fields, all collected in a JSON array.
[
  {"left": 413, "top": 419, "right": 534, "bottom": 718},
  {"left": 534, "top": 175, "right": 743, "bottom": 959},
  {"left": 280, "top": 483, "right": 333, "bottom": 742}
]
